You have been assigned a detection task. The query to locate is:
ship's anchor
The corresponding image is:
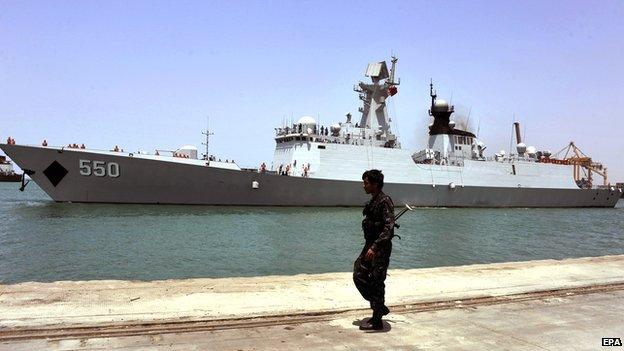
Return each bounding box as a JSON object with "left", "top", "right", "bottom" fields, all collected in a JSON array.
[{"left": 19, "top": 169, "right": 35, "bottom": 192}]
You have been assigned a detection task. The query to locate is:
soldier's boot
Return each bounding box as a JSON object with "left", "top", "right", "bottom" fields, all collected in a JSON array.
[
  {"left": 382, "top": 305, "right": 390, "bottom": 316},
  {"left": 365, "top": 305, "right": 389, "bottom": 322},
  {"left": 359, "top": 311, "right": 384, "bottom": 331}
]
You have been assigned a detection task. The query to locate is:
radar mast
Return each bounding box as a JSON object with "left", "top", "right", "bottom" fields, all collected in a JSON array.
[{"left": 355, "top": 56, "right": 400, "bottom": 146}]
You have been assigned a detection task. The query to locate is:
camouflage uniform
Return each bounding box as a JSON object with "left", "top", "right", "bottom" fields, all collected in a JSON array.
[{"left": 353, "top": 191, "right": 395, "bottom": 315}]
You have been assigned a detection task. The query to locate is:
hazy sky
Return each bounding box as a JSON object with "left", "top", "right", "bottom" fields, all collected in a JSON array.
[{"left": 1, "top": 0, "right": 623, "bottom": 181}]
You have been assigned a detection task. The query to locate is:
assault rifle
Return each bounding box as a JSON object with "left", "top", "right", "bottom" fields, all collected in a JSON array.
[
  {"left": 390, "top": 204, "right": 414, "bottom": 240},
  {"left": 393, "top": 204, "right": 414, "bottom": 229}
]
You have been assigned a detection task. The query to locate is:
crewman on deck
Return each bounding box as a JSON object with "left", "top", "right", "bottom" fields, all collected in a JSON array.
[
  {"left": 42, "top": 139, "right": 48, "bottom": 146},
  {"left": 353, "top": 169, "right": 395, "bottom": 331}
]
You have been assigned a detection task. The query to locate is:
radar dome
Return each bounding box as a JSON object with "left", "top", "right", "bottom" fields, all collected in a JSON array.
[
  {"left": 516, "top": 143, "right": 527, "bottom": 154},
  {"left": 433, "top": 99, "right": 449, "bottom": 112},
  {"left": 296, "top": 116, "right": 316, "bottom": 125},
  {"left": 448, "top": 120, "right": 456, "bottom": 129},
  {"left": 526, "top": 146, "right": 537, "bottom": 156}
]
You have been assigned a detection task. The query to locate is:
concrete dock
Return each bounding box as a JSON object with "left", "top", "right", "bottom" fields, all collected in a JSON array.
[{"left": 1, "top": 255, "right": 623, "bottom": 350}]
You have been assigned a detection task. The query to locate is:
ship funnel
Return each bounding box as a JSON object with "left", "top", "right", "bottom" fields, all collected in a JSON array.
[
  {"left": 513, "top": 122, "right": 522, "bottom": 144},
  {"left": 514, "top": 122, "right": 525, "bottom": 156}
]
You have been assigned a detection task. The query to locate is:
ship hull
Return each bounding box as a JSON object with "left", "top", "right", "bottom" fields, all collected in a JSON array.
[
  {"left": 0, "top": 173, "right": 21, "bottom": 182},
  {"left": 1, "top": 144, "right": 619, "bottom": 207}
]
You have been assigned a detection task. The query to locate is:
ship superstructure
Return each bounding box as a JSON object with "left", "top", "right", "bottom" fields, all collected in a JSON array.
[
  {"left": 0, "top": 155, "right": 21, "bottom": 182},
  {"left": 0, "top": 57, "right": 620, "bottom": 206}
]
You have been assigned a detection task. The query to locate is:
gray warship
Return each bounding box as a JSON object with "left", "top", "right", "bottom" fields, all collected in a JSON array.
[{"left": 1, "top": 57, "right": 620, "bottom": 207}]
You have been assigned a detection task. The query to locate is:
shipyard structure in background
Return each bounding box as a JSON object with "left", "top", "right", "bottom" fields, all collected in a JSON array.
[{"left": 0, "top": 57, "right": 620, "bottom": 207}]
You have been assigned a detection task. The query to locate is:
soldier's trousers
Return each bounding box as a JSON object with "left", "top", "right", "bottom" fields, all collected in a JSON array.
[{"left": 352, "top": 242, "right": 392, "bottom": 314}]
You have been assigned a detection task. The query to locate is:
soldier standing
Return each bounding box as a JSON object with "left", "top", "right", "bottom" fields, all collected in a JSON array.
[{"left": 354, "top": 169, "right": 394, "bottom": 330}]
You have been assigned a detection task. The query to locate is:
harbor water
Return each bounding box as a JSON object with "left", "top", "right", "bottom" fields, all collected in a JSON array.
[{"left": 0, "top": 182, "right": 622, "bottom": 284}]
